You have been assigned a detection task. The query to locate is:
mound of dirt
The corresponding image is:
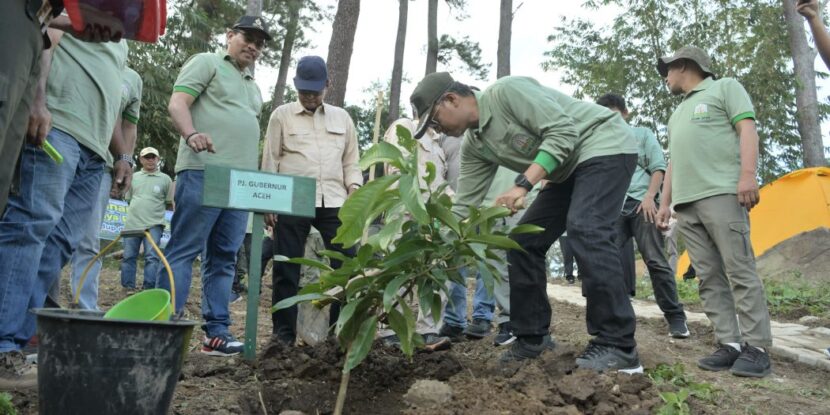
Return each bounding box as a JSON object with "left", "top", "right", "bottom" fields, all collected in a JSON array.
[{"left": 756, "top": 227, "right": 830, "bottom": 285}]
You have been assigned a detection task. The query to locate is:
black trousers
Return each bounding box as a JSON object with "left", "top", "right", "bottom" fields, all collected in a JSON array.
[
  {"left": 620, "top": 236, "right": 636, "bottom": 296},
  {"left": 233, "top": 233, "right": 274, "bottom": 293},
  {"left": 559, "top": 235, "right": 575, "bottom": 277},
  {"left": 508, "top": 154, "right": 638, "bottom": 349},
  {"left": 272, "top": 207, "right": 355, "bottom": 339}
]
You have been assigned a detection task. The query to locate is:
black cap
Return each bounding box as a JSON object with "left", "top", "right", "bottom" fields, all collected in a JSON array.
[
  {"left": 233, "top": 15, "right": 272, "bottom": 41},
  {"left": 410, "top": 72, "right": 455, "bottom": 139},
  {"left": 293, "top": 56, "right": 328, "bottom": 92}
]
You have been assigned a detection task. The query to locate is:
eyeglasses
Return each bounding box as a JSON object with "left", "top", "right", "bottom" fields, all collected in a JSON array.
[{"left": 234, "top": 30, "right": 266, "bottom": 49}]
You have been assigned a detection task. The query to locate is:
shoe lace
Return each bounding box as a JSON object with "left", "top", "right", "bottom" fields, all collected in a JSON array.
[
  {"left": 579, "top": 343, "right": 609, "bottom": 360},
  {"left": 713, "top": 344, "right": 737, "bottom": 357},
  {"left": 738, "top": 345, "right": 763, "bottom": 362}
]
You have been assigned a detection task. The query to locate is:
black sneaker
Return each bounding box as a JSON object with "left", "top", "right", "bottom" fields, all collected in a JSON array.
[
  {"left": 0, "top": 351, "right": 37, "bottom": 390},
  {"left": 201, "top": 334, "right": 244, "bottom": 356},
  {"left": 575, "top": 343, "right": 643, "bottom": 374},
  {"left": 668, "top": 318, "right": 690, "bottom": 339},
  {"left": 499, "top": 335, "right": 556, "bottom": 363},
  {"left": 438, "top": 324, "right": 465, "bottom": 342},
  {"left": 464, "top": 318, "right": 492, "bottom": 339},
  {"left": 565, "top": 275, "right": 576, "bottom": 284},
  {"left": 697, "top": 344, "right": 741, "bottom": 371},
  {"left": 730, "top": 344, "right": 772, "bottom": 378},
  {"left": 421, "top": 333, "right": 451, "bottom": 352},
  {"left": 493, "top": 322, "right": 517, "bottom": 346}
]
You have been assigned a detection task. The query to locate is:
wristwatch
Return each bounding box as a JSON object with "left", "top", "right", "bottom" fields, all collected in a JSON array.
[
  {"left": 514, "top": 173, "right": 533, "bottom": 192},
  {"left": 117, "top": 154, "right": 134, "bottom": 168}
]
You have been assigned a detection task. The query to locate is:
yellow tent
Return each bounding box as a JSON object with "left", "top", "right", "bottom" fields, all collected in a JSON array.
[{"left": 675, "top": 167, "right": 830, "bottom": 277}]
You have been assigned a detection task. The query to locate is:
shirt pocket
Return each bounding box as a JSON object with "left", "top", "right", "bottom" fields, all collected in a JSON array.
[
  {"left": 283, "top": 129, "right": 312, "bottom": 153},
  {"left": 326, "top": 125, "right": 347, "bottom": 151}
]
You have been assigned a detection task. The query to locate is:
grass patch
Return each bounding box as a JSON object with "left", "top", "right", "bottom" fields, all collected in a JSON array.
[
  {"left": 635, "top": 277, "right": 701, "bottom": 306},
  {"left": 0, "top": 393, "right": 17, "bottom": 415},
  {"left": 647, "top": 363, "right": 719, "bottom": 415}
]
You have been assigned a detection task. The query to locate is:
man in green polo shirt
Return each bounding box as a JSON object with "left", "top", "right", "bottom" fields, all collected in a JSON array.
[
  {"left": 410, "top": 73, "right": 643, "bottom": 373},
  {"left": 595, "top": 93, "right": 689, "bottom": 339},
  {"left": 157, "top": 16, "right": 270, "bottom": 357},
  {"left": 655, "top": 46, "right": 772, "bottom": 378},
  {"left": 121, "top": 147, "right": 172, "bottom": 291}
]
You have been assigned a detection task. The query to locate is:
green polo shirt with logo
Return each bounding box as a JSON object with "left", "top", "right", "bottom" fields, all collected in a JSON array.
[
  {"left": 46, "top": 36, "right": 128, "bottom": 161},
  {"left": 667, "top": 77, "right": 755, "bottom": 206},
  {"left": 454, "top": 76, "right": 638, "bottom": 211},
  {"left": 124, "top": 170, "right": 173, "bottom": 231},
  {"left": 172, "top": 52, "right": 263, "bottom": 173},
  {"left": 626, "top": 126, "right": 666, "bottom": 202}
]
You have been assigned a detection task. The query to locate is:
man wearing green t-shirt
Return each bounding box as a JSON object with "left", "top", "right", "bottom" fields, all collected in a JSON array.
[
  {"left": 410, "top": 73, "right": 643, "bottom": 373},
  {"left": 121, "top": 147, "right": 172, "bottom": 291},
  {"left": 158, "top": 16, "right": 270, "bottom": 357},
  {"left": 655, "top": 46, "right": 772, "bottom": 378},
  {"left": 0, "top": 27, "right": 131, "bottom": 389},
  {"left": 595, "top": 93, "right": 689, "bottom": 339}
]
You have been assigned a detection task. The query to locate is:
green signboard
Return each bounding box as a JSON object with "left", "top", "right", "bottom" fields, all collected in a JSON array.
[{"left": 202, "top": 165, "right": 315, "bottom": 217}]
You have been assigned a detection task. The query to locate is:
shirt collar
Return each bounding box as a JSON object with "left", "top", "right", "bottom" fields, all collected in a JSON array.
[
  {"left": 292, "top": 100, "right": 328, "bottom": 116},
  {"left": 141, "top": 169, "right": 160, "bottom": 175},
  {"left": 220, "top": 52, "right": 254, "bottom": 80},
  {"left": 684, "top": 77, "right": 714, "bottom": 99},
  {"left": 472, "top": 90, "right": 491, "bottom": 137}
]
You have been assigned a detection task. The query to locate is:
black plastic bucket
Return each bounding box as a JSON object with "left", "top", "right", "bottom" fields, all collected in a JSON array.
[{"left": 34, "top": 308, "right": 198, "bottom": 415}]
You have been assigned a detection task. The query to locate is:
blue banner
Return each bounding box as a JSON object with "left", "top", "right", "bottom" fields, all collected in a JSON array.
[{"left": 100, "top": 199, "right": 173, "bottom": 247}]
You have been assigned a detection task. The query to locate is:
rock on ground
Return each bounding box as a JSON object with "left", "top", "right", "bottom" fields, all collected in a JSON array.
[{"left": 403, "top": 379, "right": 453, "bottom": 408}]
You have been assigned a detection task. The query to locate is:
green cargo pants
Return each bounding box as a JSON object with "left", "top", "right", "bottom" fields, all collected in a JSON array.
[
  {"left": 676, "top": 194, "right": 772, "bottom": 348},
  {"left": 0, "top": 0, "right": 44, "bottom": 215}
]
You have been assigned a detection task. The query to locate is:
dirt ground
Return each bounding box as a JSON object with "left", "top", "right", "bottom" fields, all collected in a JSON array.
[{"left": 9, "top": 262, "right": 830, "bottom": 414}]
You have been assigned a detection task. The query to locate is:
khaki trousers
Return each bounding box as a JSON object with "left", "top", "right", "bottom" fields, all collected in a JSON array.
[{"left": 676, "top": 194, "right": 772, "bottom": 347}]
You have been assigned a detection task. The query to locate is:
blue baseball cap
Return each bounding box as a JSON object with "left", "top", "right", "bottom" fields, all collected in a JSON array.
[{"left": 293, "top": 56, "right": 328, "bottom": 92}]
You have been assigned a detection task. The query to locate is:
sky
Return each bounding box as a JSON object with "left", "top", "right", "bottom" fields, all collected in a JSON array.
[{"left": 253, "top": 0, "right": 829, "bottom": 149}]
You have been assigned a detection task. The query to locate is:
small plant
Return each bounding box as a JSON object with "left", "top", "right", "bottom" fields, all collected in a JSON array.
[
  {"left": 648, "top": 363, "right": 719, "bottom": 414},
  {"left": 0, "top": 392, "right": 17, "bottom": 415},
  {"left": 763, "top": 277, "right": 830, "bottom": 319},
  {"left": 636, "top": 278, "right": 701, "bottom": 306},
  {"left": 272, "top": 126, "right": 542, "bottom": 414}
]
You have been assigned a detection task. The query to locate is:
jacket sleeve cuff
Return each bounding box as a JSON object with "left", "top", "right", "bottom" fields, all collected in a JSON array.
[{"left": 533, "top": 150, "right": 560, "bottom": 174}]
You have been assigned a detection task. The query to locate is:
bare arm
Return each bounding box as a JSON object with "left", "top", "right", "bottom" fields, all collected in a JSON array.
[
  {"left": 121, "top": 120, "right": 138, "bottom": 156},
  {"left": 108, "top": 115, "right": 132, "bottom": 198},
  {"left": 798, "top": 0, "right": 830, "bottom": 70},
  {"left": 168, "top": 91, "right": 214, "bottom": 153},
  {"left": 735, "top": 118, "right": 760, "bottom": 210}
]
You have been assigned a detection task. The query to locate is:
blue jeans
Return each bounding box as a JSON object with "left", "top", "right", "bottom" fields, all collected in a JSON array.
[
  {"left": 155, "top": 170, "right": 246, "bottom": 338},
  {"left": 0, "top": 129, "right": 103, "bottom": 351},
  {"left": 120, "top": 225, "right": 164, "bottom": 289},
  {"left": 443, "top": 267, "right": 495, "bottom": 328},
  {"left": 67, "top": 170, "right": 111, "bottom": 310}
]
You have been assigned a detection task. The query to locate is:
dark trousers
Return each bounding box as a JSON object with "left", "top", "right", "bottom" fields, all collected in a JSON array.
[
  {"left": 508, "top": 154, "right": 638, "bottom": 349},
  {"left": 559, "top": 235, "right": 575, "bottom": 277},
  {"left": 272, "top": 207, "right": 355, "bottom": 340},
  {"left": 620, "top": 237, "right": 636, "bottom": 296},
  {"left": 615, "top": 197, "right": 685, "bottom": 320},
  {"left": 234, "top": 233, "right": 274, "bottom": 293}
]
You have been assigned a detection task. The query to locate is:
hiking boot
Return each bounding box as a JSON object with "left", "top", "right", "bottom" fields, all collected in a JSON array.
[
  {"left": 697, "top": 344, "right": 741, "bottom": 371},
  {"left": 464, "top": 318, "right": 492, "bottom": 339},
  {"left": 493, "top": 322, "right": 517, "bottom": 346},
  {"left": 201, "top": 334, "right": 244, "bottom": 356},
  {"left": 0, "top": 351, "right": 37, "bottom": 390},
  {"left": 668, "top": 318, "right": 690, "bottom": 339},
  {"left": 565, "top": 275, "right": 576, "bottom": 284},
  {"left": 730, "top": 344, "right": 772, "bottom": 378},
  {"left": 499, "top": 335, "right": 556, "bottom": 363},
  {"left": 421, "top": 333, "right": 451, "bottom": 352},
  {"left": 575, "top": 342, "right": 643, "bottom": 374},
  {"left": 438, "top": 324, "right": 465, "bottom": 342}
]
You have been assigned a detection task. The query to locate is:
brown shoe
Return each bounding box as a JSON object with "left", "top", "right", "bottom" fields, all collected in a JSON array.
[{"left": 0, "top": 351, "right": 37, "bottom": 390}]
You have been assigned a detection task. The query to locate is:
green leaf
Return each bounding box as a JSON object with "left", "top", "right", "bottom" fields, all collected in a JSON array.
[
  {"left": 356, "top": 244, "right": 374, "bottom": 265},
  {"left": 430, "top": 293, "right": 442, "bottom": 325},
  {"left": 344, "top": 315, "right": 378, "bottom": 372},
  {"left": 424, "top": 161, "right": 436, "bottom": 186},
  {"left": 467, "top": 234, "right": 523, "bottom": 251},
  {"left": 273, "top": 255, "right": 334, "bottom": 271},
  {"left": 509, "top": 224, "right": 546, "bottom": 235},
  {"left": 298, "top": 282, "right": 323, "bottom": 295},
  {"left": 383, "top": 275, "right": 410, "bottom": 311},
  {"left": 334, "top": 175, "right": 399, "bottom": 248},
  {"left": 359, "top": 141, "right": 404, "bottom": 171},
  {"left": 383, "top": 239, "right": 433, "bottom": 268},
  {"left": 375, "top": 217, "right": 404, "bottom": 251},
  {"left": 385, "top": 308, "right": 412, "bottom": 356},
  {"left": 395, "top": 124, "right": 417, "bottom": 154},
  {"left": 399, "top": 173, "right": 430, "bottom": 224},
  {"left": 467, "top": 206, "right": 512, "bottom": 229},
  {"left": 318, "top": 249, "right": 349, "bottom": 263},
  {"left": 426, "top": 201, "right": 461, "bottom": 235},
  {"left": 477, "top": 260, "right": 496, "bottom": 297},
  {"left": 271, "top": 293, "right": 332, "bottom": 313}
]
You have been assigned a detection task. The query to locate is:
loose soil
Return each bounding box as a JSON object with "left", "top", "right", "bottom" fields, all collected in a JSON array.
[{"left": 9, "top": 261, "right": 830, "bottom": 414}]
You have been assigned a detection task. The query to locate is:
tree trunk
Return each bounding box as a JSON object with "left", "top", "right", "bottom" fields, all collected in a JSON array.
[
  {"left": 387, "top": 0, "right": 409, "bottom": 124},
  {"left": 325, "top": 0, "right": 361, "bottom": 107},
  {"left": 784, "top": 0, "right": 825, "bottom": 167},
  {"left": 425, "top": 0, "right": 438, "bottom": 75},
  {"left": 246, "top": 0, "right": 262, "bottom": 15},
  {"left": 273, "top": 0, "right": 301, "bottom": 106},
  {"left": 496, "top": 0, "right": 512, "bottom": 78}
]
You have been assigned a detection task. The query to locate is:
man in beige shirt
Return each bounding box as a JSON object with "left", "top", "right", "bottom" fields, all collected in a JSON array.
[{"left": 261, "top": 55, "right": 362, "bottom": 344}]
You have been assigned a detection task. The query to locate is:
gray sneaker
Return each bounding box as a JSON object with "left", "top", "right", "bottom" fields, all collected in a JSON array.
[
  {"left": 575, "top": 343, "right": 643, "bottom": 374},
  {"left": 0, "top": 351, "right": 37, "bottom": 390},
  {"left": 464, "top": 318, "right": 492, "bottom": 339},
  {"left": 730, "top": 344, "right": 771, "bottom": 378},
  {"left": 698, "top": 344, "right": 741, "bottom": 372},
  {"left": 499, "top": 335, "right": 556, "bottom": 363},
  {"left": 668, "top": 318, "right": 690, "bottom": 339}
]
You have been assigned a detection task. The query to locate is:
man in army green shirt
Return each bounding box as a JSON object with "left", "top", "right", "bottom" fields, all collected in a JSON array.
[
  {"left": 158, "top": 15, "right": 270, "bottom": 357},
  {"left": 410, "top": 73, "right": 643, "bottom": 373},
  {"left": 595, "top": 93, "right": 689, "bottom": 339},
  {"left": 121, "top": 147, "right": 172, "bottom": 291},
  {"left": 655, "top": 46, "right": 772, "bottom": 378}
]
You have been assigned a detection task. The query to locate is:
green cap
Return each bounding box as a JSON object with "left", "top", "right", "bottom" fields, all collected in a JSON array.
[
  {"left": 410, "top": 72, "right": 455, "bottom": 139},
  {"left": 657, "top": 46, "right": 714, "bottom": 78}
]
